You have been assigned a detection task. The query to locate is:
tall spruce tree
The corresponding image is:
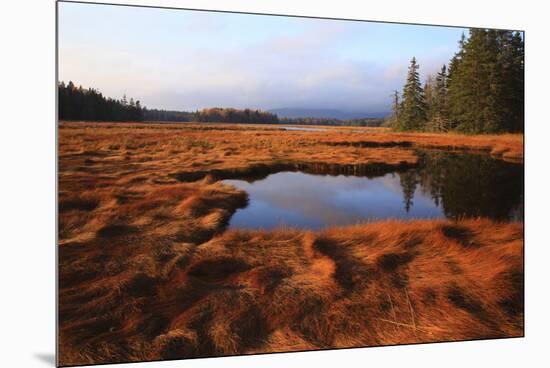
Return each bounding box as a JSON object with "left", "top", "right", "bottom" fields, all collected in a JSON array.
[
  {"left": 447, "top": 29, "right": 524, "bottom": 133},
  {"left": 387, "top": 90, "right": 401, "bottom": 127},
  {"left": 392, "top": 90, "right": 400, "bottom": 118},
  {"left": 497, "top": 30, "right": 524, "bottom": 132},
  {"left": 392, "top": 29, "right": 522, "bottom": 134},
  {"left": 397, "top": 57, "right": 427, "bottom": 131},
  {"left": 444, "top": 33, "right": 466, "bottom": 132},
  {"left": 424, "top": 75, "right": 435, "bottom": 121},
  {"left": 432, "top": 64, "right": 449, "bottom": 131}
]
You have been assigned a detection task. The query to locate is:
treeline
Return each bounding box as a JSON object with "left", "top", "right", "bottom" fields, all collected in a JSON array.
[
  {"left": 142, "top": 109, "right": 195, "bottom": 122},
  {"left": 389, "top": 29, "right": 524, "bottom": 134},
  {"left": 58, "top": 81, "right": 143, "bottom": 121},
  {"left": 144, "top": 107, "right": 279, "bottom": 123},
  {"left": 280, "top": 117, "right": 384, "bottom": 127},
  {"left": 195, "top": 108, "right": 279, "bottom": 124},
  {"left": 58, "top": 82, "right": 279, "bottom": 124}
]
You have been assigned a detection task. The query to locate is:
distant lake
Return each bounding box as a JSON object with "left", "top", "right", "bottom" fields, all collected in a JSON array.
[
  {"left": 280, "top": 126, "right": 327, "bottom": 132},
  {"left": 224, "top": 151, "right": 524, "bottom": 230}
]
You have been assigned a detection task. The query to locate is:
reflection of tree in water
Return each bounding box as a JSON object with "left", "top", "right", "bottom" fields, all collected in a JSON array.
[
  {"left": 399, "top": 170, "right": 417, "bottom": 213},
  {"left": 399, "top": 150, "right": 523, "bottom": 220}
]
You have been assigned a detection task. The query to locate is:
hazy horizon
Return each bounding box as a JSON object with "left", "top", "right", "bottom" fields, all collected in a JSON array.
[{"left": 58, "top": 2, "right": 467, "bottom": 116}]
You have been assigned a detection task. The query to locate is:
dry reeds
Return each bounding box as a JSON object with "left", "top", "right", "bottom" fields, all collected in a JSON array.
[{"left": 58, "top": 122, "right": 523, "bottom": 366}]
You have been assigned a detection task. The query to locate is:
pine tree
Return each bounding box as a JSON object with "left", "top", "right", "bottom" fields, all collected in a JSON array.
[
  {"left": 397, "top": 57, "right": 427, "bottom": 131},
  {"left": 433, "top": 64, "right": 449, "bottom": 131},
  {"left": 393, "top": 30, "right": 523, "bottom": 134},
  {"left": 447, "top": 29, "right": 524, "bottom": 133},
  {"left": 386, "top": 90, "right": 401, "bottom": 127},
  {"left": 446, "top": 33, "right": 466, "bottom": 131},
  {"left": 424, "top": 75, "right": 436, "bottom": 124},
  {"left": 497, "top": 30, "right": 524, "bottom": 132},
  {"left": 392, "top": 90, "right": 400, "bottom": 118},
  {"left": 58, "top": 82, "right": 147, "bottom": 122}
]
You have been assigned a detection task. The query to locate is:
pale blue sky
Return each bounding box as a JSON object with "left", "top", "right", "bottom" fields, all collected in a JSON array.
[{"left": 58, "top": 2, "right": 467, "bottom": 114}]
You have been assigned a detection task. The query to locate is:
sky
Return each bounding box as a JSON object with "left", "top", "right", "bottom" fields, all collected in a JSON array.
[{"left": 58, "top": 2, "right": 468, "bottom": 115}]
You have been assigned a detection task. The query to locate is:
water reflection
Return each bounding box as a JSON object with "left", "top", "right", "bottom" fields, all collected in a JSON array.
[
  {"left": 411, "top": 151, "right": 523, "bottom": 221},
  {"left": 224, "top": 151, "right": 523, "bottom": 230},
  {"left": 280, "top": 126, "right": 327, "bottom": 132}
]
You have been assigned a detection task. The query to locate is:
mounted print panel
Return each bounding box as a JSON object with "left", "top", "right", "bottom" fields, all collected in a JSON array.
[{"left": 57, "top": 1, "right": 524, "bottom": 366}]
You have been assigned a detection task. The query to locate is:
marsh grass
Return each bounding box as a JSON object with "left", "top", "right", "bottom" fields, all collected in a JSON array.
[{"left": 58, "top": 122, "right": 523, "bottom": 366}]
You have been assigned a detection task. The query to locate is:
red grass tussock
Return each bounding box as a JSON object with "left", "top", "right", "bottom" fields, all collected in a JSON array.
[{"left": 58, "top": 122, "right": 523, "bottom": 366}]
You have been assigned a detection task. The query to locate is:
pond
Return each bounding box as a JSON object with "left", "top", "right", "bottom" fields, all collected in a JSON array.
[{"left": 223, "top": 151, "right": 524, "bottom": 230}]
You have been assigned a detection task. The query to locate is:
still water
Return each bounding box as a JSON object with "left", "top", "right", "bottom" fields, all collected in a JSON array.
[
  {"left": 280, "top": 126, "right": 327, "bottom": 132},
  {"left": 223, "top": 151, "right": 523, "bottom": 230}
]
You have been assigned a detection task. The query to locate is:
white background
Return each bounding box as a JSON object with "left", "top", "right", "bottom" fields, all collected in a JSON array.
[{"left": 0, "top": 0, "right": 548, "bottom": 367}]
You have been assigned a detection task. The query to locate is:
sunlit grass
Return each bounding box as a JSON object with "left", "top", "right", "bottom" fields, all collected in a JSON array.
[{"left": 58, "top": 122, "right": 523, "bottom": 366}]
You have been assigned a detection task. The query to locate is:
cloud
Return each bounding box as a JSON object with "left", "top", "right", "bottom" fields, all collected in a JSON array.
[{"left": 59, "top": 6, "right": 459, "bottom": 114}]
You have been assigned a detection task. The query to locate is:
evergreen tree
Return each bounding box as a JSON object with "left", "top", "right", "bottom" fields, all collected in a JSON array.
[
  {"left": 446, "top": 29, "right": 524, "bottom": 133},
  {"left": 424, "top": 75, "right": 436, "bottom": 124},
  {"left": 396, "top": 57, "right": 427, "bottom": 131},
  {"left": 496, "top": 30, "right": 524, "bottom": 132},
  {"left": 385, "top": 90, "right": 401, "bottom": 127},
  {"left": 427, "top": 64, "right": 450, "bottom": 131},
  {"left": 443, "top": 34, "right": 466, "bottom": 131},
  {"left": 392, "top": 90, "right": 400, "bottom": 118},
  {"left": 58, "top": 82, "right": 146, "bottom": 122}
]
